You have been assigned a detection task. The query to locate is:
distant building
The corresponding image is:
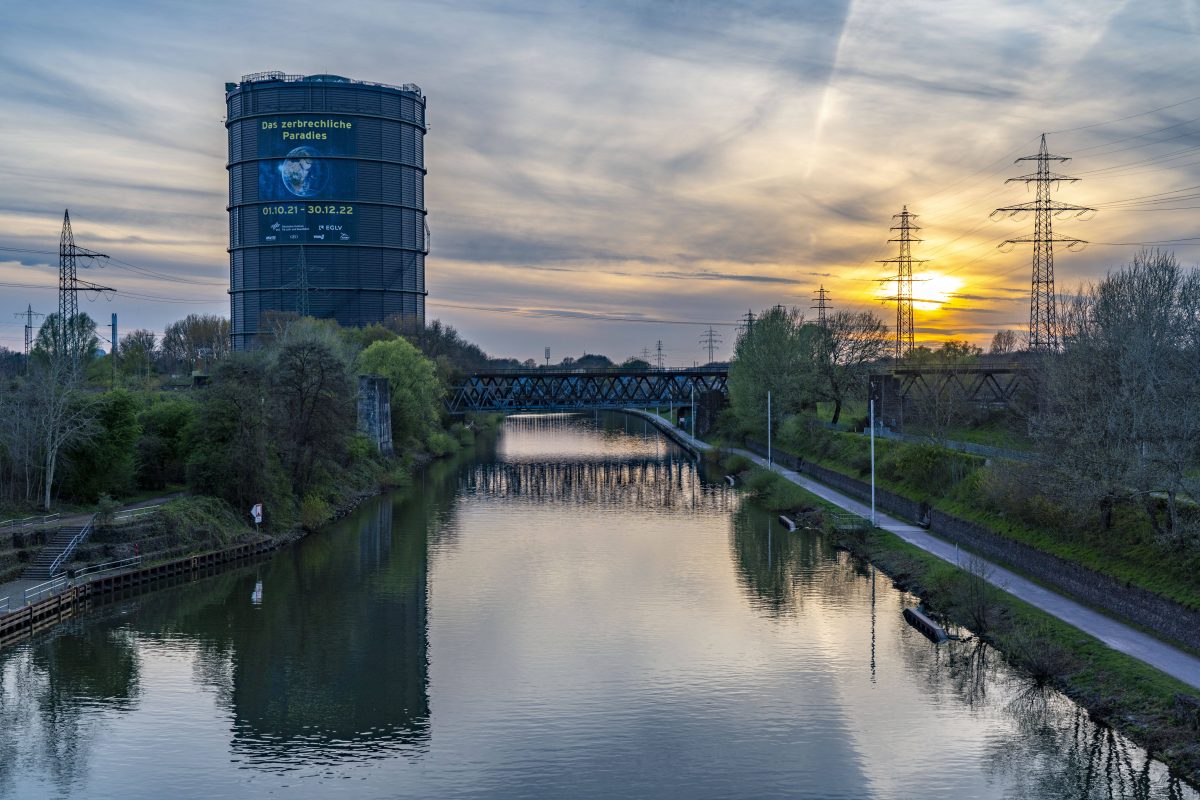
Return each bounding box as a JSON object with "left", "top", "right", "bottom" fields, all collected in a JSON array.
[{"left": 225, "top": 72, "right": 428, "bottom": 349}]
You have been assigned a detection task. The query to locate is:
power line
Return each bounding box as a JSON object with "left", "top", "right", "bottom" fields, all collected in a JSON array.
[
  {"left": 1047, "top": 93, "right": 1200, "bottom": 135},
  {"left": 426, "top": 300, "right": 739, "bottom": 327}
]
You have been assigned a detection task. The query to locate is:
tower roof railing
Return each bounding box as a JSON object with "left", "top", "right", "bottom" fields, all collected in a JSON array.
[{"left": 236, "top": 71, "right": 423, "bottom": 97}]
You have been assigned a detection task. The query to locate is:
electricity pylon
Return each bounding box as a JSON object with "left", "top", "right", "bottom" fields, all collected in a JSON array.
[
  {"left": 993, "top": 134, "right": 1093, "bottom": 351},
  {"left": 811, "top": 286, "right": 831, "bottom": 326},
  {"left": 878, "top": 206, "right": 924, "bottom": 362},
  {"left": 58, "top": 210, "right": 112, "bottom": 364},
  {"left": 14, "top": 305, "right": 44, "bottom": 371},
  {"left": 699, "top": 326, "right": 722, "bottom": 364}
]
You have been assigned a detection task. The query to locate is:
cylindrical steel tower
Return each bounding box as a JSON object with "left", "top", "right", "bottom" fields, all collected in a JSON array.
[{"left": 225, "top": 72, "right": 427, "bottom": 349}]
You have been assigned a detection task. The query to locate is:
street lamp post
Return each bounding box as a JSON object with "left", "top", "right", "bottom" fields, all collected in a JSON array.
[
  {"left": 869, "top": 397, "right": 876, "bottom": 526},
  {"left": 767, "top": 390, "right": 772, "bottom": 469}
]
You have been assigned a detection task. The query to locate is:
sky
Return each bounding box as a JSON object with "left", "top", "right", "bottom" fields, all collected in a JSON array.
[{"left": 2, "top": 0, "right": 1200, "bottom": 366}]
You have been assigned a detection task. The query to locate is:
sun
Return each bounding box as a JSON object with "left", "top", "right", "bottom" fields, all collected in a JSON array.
[
  {"left": 873, "top": 271, "right": 963, "bottom": 312},
  {"left": 912, "top": 271, "right": 963, "bottom": 311}
]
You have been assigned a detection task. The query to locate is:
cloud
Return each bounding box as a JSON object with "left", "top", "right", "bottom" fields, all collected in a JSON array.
[{"left": 1, "top": 0, "right": 1198, "bottom": 359}]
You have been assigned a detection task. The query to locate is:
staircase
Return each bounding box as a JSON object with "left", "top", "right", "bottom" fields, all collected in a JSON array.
[{"left": 22, "top": 520, "right": 92, "bottom": 582}]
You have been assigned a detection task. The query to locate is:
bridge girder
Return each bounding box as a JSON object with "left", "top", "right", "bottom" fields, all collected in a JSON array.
[{"left": 447, "top": 369, "right": 729, "bottom": 414}]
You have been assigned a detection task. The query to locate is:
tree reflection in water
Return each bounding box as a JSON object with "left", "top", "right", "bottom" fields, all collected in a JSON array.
[{"left": 0, "top": 625, "right": 141, "bottom": 795}]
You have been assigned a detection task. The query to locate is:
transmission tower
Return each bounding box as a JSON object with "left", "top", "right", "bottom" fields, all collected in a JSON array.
[
  {"left": 811, "top": 286, "right": 831, "bottom": 326},
  {"left": 877, "top": 206, "right": 925, "bottom": 361},
  {"left": 14, "top": 305, "right": 44, "bottom": 371},
  {"left": 738, "top": 309, "right": 755, "bottom": 338},
  {"left": 292, "top": 245, "right": 320, "bottom": 318},
  {"left": 58, "top": 210, "right": 112, "bottom": 362},
  {"left": 639, "top": 346, "right": 651, "bottom": 361},
  {"left": 993, "top": 134, "right": 1093, "bottom": 351},
  {"left": 699, "top": 326, "right": 722, "bottom": 364},
  {"left": 655, "top": 340, "right": 664, "bottom": 369}
]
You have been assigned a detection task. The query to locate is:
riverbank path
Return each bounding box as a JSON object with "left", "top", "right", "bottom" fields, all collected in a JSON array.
[
  {"left": 0, "top": 492, "right": 185, "bottom": 613},
  {"left": 627, "top": 409, "right": 1200, "bottom": 691}
]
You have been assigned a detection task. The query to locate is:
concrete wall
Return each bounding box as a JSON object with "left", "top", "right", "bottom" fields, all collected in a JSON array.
[{"left": 357, "top": 376, "right": 393, "bottom": 457}]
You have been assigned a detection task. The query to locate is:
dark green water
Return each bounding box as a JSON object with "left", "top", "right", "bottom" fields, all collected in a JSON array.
[{"left": 0, "top": 412, "right": 1193, "bottom": 799}]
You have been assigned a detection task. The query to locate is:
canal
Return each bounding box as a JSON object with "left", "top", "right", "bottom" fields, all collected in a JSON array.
[{"left": 0, "top": 412, "right": 1194, "bottom": 798}]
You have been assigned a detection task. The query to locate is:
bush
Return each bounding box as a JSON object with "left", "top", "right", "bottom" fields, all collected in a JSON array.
[
  {"left": 299, "top": 493, "right": 332, "bottom": 532},
  {"left": 426, "top": 429, "right": 460, "bottom": 457}
]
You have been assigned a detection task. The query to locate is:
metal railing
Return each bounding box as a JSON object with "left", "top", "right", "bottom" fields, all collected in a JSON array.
[
  {"left": 237, "top": 71, "right": 424, "bottom": 96},
  {"left": 47, "top": 515, "right": 96, "bottom": 578},
  {"left": 24, "top": 576, "right": 68, "bottom": 606},
  {"left": 0, "top": 513, "right": 60, "bottom": 530},
  {"left": 15, "top": 554, "right": 145, "bottom": 609},
  {"left": 72, "top": 556, "right": 142, "bottom": 580},
  {"left": 112, "top": 505, "right": 163, "bottom": 522},
  {"left": 0, "top": 596, "right": 8, "bottom": 615}
]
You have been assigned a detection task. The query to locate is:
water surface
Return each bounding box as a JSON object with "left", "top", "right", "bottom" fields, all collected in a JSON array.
[{"left": 0, "top": 412, "right": 1192, "bottom": 798}]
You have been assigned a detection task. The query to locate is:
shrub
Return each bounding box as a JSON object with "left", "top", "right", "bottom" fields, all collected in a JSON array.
[{"left": 299, "top": 493, "right": 332, "bottom": 532}]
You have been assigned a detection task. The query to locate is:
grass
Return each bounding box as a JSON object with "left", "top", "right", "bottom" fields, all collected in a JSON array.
[{"left": 768, "top": 419, "right": 1200, "bottom": 611}]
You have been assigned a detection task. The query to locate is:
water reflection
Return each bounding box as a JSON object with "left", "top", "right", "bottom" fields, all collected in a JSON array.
[{"left": 0, "top": 413, "right": 1195, "bottom": 798}]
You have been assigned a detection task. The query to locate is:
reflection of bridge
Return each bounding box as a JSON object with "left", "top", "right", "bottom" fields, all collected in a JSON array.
[
  {"left": 461, "top": 460, "right": 734, "bottom": 512},
  {"left": 447, "top": 368, "right": 728, "bottom": 414}
]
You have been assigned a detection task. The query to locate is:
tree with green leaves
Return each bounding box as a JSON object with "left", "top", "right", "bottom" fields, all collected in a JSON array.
[
  {"left": 357, "top": 338, "right": 443, "bottom": 450},
  {"left": 728, "top": 305, "right": 813, "bottom": 436}
]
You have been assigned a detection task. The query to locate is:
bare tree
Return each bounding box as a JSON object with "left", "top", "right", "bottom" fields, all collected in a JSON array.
[
  {"left": 160, "top": 314, "right": 230, "bottom": 373},
  {"left": 29, "top": 357, "right": 97, "bottom": 510},
  {"left": 989, "top": 329, "right": 1019, "bottom": 355},
  {"left": 1038, "top": 250, "right": 1200, "bottom": 543},
  {"left": 119, "top": 329, "right": 157, "bottom": 384},
  {"left": 811, "top": 310, "right": 890, "bottom": 425}
]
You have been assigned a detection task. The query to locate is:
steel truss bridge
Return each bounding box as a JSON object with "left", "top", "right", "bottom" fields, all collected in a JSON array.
[
  {"left": 446, "top": 368, "right": 729, "bottom": 414},
  {"left": 886, "top": 363, "right": 1032, "bottom": 406}
]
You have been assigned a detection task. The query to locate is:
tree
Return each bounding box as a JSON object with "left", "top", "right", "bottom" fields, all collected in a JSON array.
[
  {"left": 357, "top": 338, "right": 444, "bottom": 450},
  {"left": 59, "top": 389, "right": 141, "bottom": 502},
  {"left": 1038, "top": 250, "right": 1200, "bottom": 542},
  {"left": 573, "top": 353, "right": 614, "bottom": 369},
  {"left": 29, "top": 356, "right": 98, "bottom": 510},
  {"left": 161, "top": 314, "right": 230, "bottom": 373},
  {"left": 119, "top": 329, "right": 158, "bottom": 384},
  {"left": 728, "top": 306, "right": 812, "bottom": 436},
  {"left": 810, "top": 310, "right": 890, "bottom": 425},
  {"left": 989, "top": 329, "right": 1019, "bottom": 355},
  {"left": 269, "top": 334, "right": 355, "bottom": 494},
  {"left": 33, "top": 313, "right": 99, "bottom": 365},
  {"left": 136, "top": 397, "right": 196, "bottom": 489},
  {"left": 186, "top": 352, "right": 274, "bottom": 512}
]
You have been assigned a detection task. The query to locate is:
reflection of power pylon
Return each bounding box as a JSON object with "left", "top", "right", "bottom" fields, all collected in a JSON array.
[
  {"left": 878, "top": 206, "right": 925, "bottom": 362},
  {"left": 699, "top": 326, "right": 722, "bottom": 364},
  {"left": 58, "top": 210, "right": 112, "bottom": 364},
  {"left": 993, "top": 134, "right": 1094, "bottom": 352}
]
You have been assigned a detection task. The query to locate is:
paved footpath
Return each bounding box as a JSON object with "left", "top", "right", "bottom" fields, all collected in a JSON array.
[
  {"left": 0, "top": 492, "right": 184, "bottom": 613},
  {"left": 628, "top": 409, "right": 1200, "bottom": 691}
]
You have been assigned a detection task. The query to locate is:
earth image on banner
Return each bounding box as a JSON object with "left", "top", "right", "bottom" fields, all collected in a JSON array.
[{"left": 277, "top": 145, "right": 328, "bottom": 198}]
